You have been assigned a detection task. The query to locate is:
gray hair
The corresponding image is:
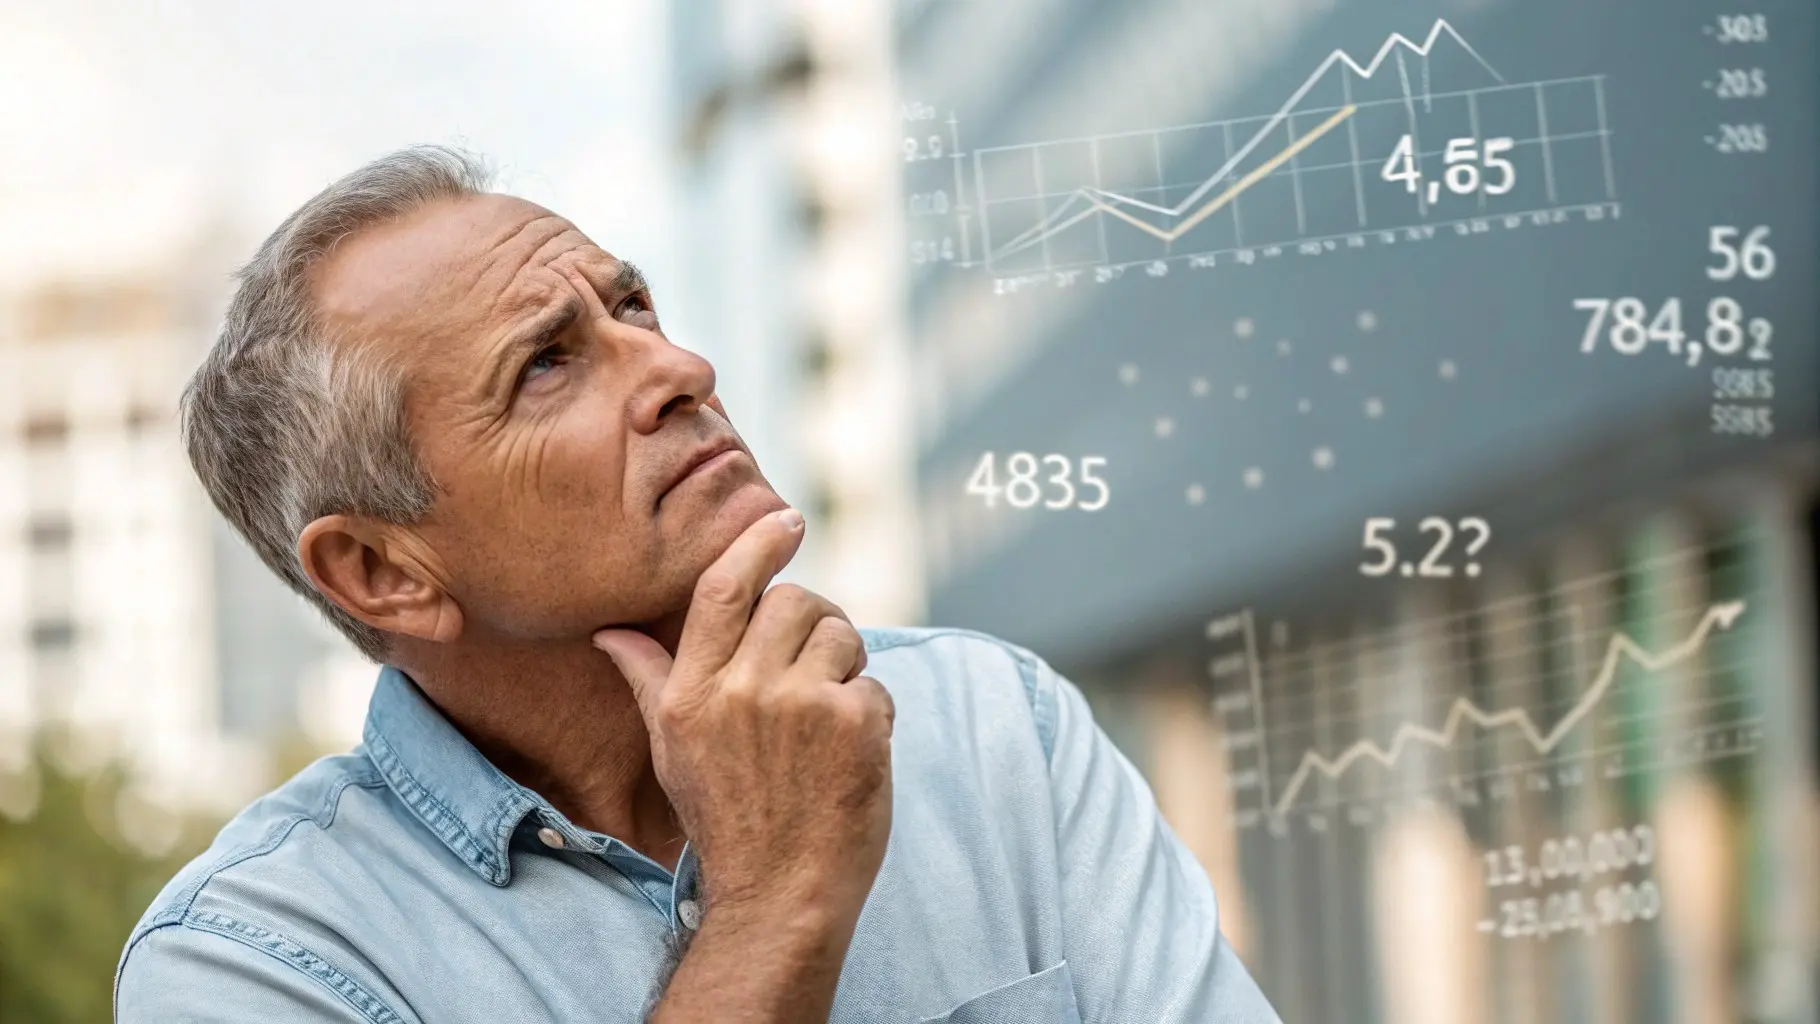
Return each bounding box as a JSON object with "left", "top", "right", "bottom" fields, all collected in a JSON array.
[{"left": 181, "top": 145, "right": 495, "bottom": 662}]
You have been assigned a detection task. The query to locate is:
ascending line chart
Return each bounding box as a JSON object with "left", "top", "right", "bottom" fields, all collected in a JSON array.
[
  {"left": 972, "top": 20, "right": 1621, "bottom": 279},
  {"left": 1208, "top": 543, "right": 1762, "bottom": 827},
  {"left": 1267, "top": 601, "right": 1743, "bottom": 817}
]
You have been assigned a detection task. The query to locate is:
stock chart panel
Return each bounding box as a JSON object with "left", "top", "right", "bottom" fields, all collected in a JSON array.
[{"left": 897, "top": 0, "right": 1817, "bottom": 1021}]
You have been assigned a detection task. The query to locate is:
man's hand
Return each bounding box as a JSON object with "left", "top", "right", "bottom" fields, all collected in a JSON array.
[{"left": 593, "top": 506, "right": 895, "bottom": 933}]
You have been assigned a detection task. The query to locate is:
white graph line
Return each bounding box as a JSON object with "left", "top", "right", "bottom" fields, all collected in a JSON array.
[
  {"left": 990, "top": 19, "right": 1504, "bottom": 261},
  {"left": 1268, "top": 600, "right": 1745, "bottom": 817}
]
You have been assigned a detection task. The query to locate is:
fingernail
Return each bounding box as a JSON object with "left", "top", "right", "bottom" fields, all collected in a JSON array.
[{"left": 778, "top": 508, "right": 805, "bottom": 532}]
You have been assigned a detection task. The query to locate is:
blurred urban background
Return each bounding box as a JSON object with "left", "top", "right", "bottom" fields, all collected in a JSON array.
[{"left": 0, "top": 0, "right": 1815, "bottom": 1021}]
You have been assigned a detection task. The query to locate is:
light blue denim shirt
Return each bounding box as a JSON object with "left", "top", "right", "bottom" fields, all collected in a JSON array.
[{"left": 116, "top": 628, "right": 1279, "bottom": 1023}]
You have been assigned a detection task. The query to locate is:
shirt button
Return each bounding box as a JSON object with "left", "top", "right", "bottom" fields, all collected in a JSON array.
[
  {"left": 536, "top": 827, "right": 566, "bottom": 850},
  {"left": 677, "top": 899, "right": 701, "bottom": 930}
]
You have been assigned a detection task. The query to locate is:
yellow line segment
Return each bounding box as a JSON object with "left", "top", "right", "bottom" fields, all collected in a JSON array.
[{"left": 1079, "top": 103, "right": 1358, "bottom": 245}]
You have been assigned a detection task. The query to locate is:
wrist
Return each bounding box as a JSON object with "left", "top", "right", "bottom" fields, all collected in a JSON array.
[
  {"left": 703, "top": 885, "right": 860, "bottom": 943},
  {"left": 698, "top": 852, "right": 875, "bottom": 928},
  {"left": 654, "top": 890, "right": 857, "bottom": 1024}
]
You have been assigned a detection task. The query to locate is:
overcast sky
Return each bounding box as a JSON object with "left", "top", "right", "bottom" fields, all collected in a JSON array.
[{"left": 0, "top": 0, "right": 676, "bottom": 285}]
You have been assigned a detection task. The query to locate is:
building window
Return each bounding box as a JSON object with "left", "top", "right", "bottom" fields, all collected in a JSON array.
[
  {"left": 28, "top": 619, "right": 76, "bottom": 651},
  {"left": 26, "top": 516, "right": 72, "bottom": 550},
  {"left": 126, "top": 406, "right": 166, "bottom": 434},
  {"left": 21, "top": 280, "right": 172, "bottom": 340},
  {"left": 23, "top": 414, "right": 69, "bottom": 448}
]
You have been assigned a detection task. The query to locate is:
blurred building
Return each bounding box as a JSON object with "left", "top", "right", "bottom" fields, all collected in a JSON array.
[
  {"left": 0, "top": 228, "right": 352, "bottom": 844},
  {"left": 670, "top": 0, "right": 923, "bottom": 626}
]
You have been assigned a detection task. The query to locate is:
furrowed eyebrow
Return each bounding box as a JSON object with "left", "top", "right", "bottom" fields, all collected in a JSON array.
[
  {"left": 494, "top": 298, "right": 581, "bottom": 392},
  {"left": 517, "top": 299, "right": 581, "bottom": 355},
  {"left": 491, "top": 261, "right": 647, "bottom": 397},
  {"left": 612, "top": 261, "right": 648, "bottom": 297}
]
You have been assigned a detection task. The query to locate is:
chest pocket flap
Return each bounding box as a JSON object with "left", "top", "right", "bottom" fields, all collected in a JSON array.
[{"left": 920, "top": 960, "right": 1081, "bottom": 1024}]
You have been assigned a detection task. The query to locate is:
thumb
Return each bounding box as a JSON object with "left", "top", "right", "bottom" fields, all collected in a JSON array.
[{"left": 592, "top": 629, "right": 676, "bottom": 714}]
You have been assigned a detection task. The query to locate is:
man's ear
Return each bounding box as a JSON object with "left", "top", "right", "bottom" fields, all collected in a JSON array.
[{"left": 297, "top": 514, "right": 463, "bottom": 644}]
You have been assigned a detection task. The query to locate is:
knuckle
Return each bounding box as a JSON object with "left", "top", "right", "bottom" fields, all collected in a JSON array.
[
  {"left": 829, "top": 692, "right": 871, "bottom": 732},
  {"left": 652, "top": 691, "right": 698, "bottom": 730},
  {"left": 779, "top": 683, "right": 821, "bottom": 715},
  {"left": 856, "top": 677, "right": 895, "bottom": 725},
  {"left": 812, "top": 615, "right": 860, "bottom": 655},
  {"left": 768, "top": 582, "right": 810, "bottom": 605},
  {"left": 763, "top": 583, "right": 817, "bottom": 620},
  {"left": 694, "top": 568, "right": 746, "bottom": 608},
  {"left": 719, "top": 664, "right": 761, "bottom": 702}
]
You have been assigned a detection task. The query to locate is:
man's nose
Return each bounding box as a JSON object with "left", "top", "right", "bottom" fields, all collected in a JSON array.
[{"left": 628, "top": 333, "right": 718, "bottom": 433}]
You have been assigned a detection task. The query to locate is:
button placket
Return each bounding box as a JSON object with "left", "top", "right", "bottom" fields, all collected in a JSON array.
[{"left": 670, "top": 842, "right": 702, "bottom": 931}]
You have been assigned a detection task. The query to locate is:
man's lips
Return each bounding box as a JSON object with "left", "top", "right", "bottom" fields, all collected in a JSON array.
[{"left": 659, "top": 438, "right": 744, "bottom": 504}]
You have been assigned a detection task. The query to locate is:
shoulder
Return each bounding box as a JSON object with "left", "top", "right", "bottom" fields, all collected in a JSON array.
[
  {"left": 858, "top": 626, "right": 1062, "bottom": 762},
  {"left": 117, "top": 753, "right": 400, "bottom": 1014},
  {"left": 128, "top": 753, "right": 387, "bottom": 933}
]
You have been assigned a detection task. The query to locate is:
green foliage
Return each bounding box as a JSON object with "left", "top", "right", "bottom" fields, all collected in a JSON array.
[{"left": 0, "top": 741, "right": 215, "bottom": 1024}]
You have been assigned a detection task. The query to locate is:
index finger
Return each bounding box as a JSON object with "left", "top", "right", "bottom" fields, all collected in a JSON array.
[{"left": 676, "top": 508, "right": 807, "bottom": 673}]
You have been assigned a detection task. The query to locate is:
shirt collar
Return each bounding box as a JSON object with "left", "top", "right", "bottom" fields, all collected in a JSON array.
[{"left": 362, "top": 666, "right": 542, "bottom": 886}]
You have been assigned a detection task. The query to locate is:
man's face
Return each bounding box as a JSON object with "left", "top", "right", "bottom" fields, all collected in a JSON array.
[{"left": 312, "top": 193, "right": 787, "bottom": 642}]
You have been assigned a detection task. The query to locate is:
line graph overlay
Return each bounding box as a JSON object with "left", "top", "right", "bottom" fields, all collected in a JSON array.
[
  {"left": 1205, "top": 541, "right": 1768, "bottom": 827},
  {"left": 1055, "top": 105, "right": 1359, "bottom": 245},
  {"left": 1267, "top": 601, "right": 1744, "bottom": 817},
  {"left": 973, "top": 19, "right": 1619, "bottom": 276}
]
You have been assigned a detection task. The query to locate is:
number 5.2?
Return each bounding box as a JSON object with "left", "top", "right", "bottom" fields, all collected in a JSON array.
[{"left": 1361, "top": 517, "right": 1492, "bottom": 578}]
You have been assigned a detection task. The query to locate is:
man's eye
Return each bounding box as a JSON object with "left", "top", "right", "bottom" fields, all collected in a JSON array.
[
  {"left": 525, "top": 345, "right": 565, "bottom": 381},
  {"left": 616, "top": 293, "right": 657, "bottom": 323}
]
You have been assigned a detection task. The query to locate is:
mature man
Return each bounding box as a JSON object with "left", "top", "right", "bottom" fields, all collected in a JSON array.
[{"left": 115, "top": 146, "right": 1278, "bottom": 1023}]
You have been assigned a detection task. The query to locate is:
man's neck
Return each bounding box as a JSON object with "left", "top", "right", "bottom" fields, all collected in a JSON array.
[{"left": 395, "top": 614, "right": 689, "bottom": 869}]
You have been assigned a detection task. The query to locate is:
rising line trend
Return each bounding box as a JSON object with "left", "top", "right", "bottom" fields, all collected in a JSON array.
[
  {"left": 1268, "top": 600, "right": 1746, "bottom": 817},
  {"left": 992, "top": 19, "right": 1504, "bottom": 261},
  {"left": 1079, "top": 105, "right": 1355, "bottom": 243}
]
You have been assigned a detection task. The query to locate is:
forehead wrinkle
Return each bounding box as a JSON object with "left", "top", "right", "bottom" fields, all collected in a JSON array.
[
  {"left": 467, "top": 215, "right": 583, "bottom": 323},
  {"left": 475, "top": 228, "right": 600, "bottom": 338}
]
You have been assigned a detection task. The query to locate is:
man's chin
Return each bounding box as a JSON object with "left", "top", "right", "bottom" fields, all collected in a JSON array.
[
  {"left": 718, "top": 480, "right": 791, "bottom": 535},
  {"left": 638, "top": 482, "right": 789, "bottom": 648},
  {"left": 674, "top": 478, "right": 789, "bottom": 553}
]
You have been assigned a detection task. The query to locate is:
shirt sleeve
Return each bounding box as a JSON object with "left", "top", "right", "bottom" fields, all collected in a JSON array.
[
  {"left": 117, "top": 922, "right": 406, "bottom": 1023},
  {"left": 1037, "top": 655, "right": 1283, "bottom": 1024}
]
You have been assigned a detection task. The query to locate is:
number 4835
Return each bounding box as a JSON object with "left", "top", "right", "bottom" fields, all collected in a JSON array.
[{"left": 967, "top": 453, "right": 1110, "bottom": 511}]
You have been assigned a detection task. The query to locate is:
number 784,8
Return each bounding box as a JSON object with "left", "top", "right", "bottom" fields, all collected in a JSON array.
[{"left": 1573, "top": 296, "right": 1772, "bottom": 364}]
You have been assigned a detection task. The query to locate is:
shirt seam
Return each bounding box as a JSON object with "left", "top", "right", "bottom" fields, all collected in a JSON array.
[
  {"left": 860, "top": 624, "right": 1006, "bottom": 654},
  {"left": 117, "top": 771, "right": 387, "bottom": 1012},
  {"left": 156, "top": 771, "right": 388, "bottom": 929},
  {"left": 365, "top": 726, "right": 513, "bottom": 884},
  {"left": 860, "top": 627, "right": 1058, "bottom": 761},
  {"left": 181, "top": 911, "right": 407, "bottom": 1024}
]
